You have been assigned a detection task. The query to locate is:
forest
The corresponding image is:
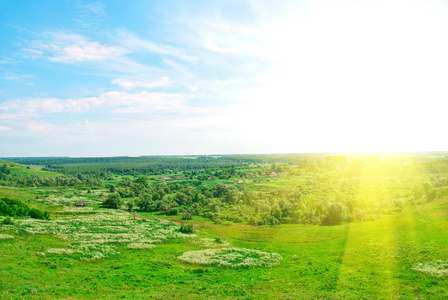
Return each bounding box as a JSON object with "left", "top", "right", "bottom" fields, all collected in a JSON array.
[{"left": 2, "top": 154, "right": 447, "bottom": 226}]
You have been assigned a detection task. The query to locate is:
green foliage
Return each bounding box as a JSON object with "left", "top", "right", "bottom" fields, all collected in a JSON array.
[
  {"left": 168, "top": 208, "right": 179, "bottom": 215},
  {"left": 2, "top": 153, "right": 448, "bottom": 298},
  {"left": 126, "top": 200, "right": 134, "bottom": 212},
  {"left": 179, "top": 222, "right": 194, "bottom": 233},
  {"left": 174, "top": 192, "right": 191, "bottom": 205},
  {"left": 104, "top": 193, "right": 122, "bottom": 209},
  {"left": 1, "top": 163, "right": 11, "bottom": 175},
  {"left": 324, "top": 202, "right": 349, "bottom": 225},
  {"left": 182, "top": 211, "right": 193, "bottom": 220},
  {"left": 0, "top": 197, "right": 49, "bottom": 220},
  {"left": 134, "top": 175, "right": 149, "bottom": 187},
  {"left": 108, "top": 184, "right": 116, "bottom": 192},
  {"left": 426, "top": 188, "right": 437, "bottom": 203},
  {"left": 3, "top": 155, "right": 448, "bottom": 227},
  {"left": 2, "top": 216, "right": 13, "bottom": 225},
  {"left": 137, "top": 193, "right": 154, "bottom": 212}
]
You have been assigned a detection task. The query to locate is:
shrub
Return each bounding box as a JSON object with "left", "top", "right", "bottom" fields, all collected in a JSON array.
[
  {"left": 179, "top": 223, "right": 194, "bottom": 234},
  {"left": 182, "top": 211, "right": 193, "bottom": 220},
  {"left": 126, "top": 201, "right": 134, "bottom": 212},
  {"left": 426, "top": 188, "right": 437, "bottom": 203},
  {"left": 192, "top": 268, "right": 205, "bottom": 273},
  {"left": 2, "top": 216, "right": 13, "bottom": 225},
  {"left": 168, "top": 208, "right": 179, "bottom": 215},
  {"left": 324, "top": 202, "right": 348, "bottom": 225}
]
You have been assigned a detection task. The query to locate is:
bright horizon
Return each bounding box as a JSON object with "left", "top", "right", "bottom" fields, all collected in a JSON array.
[{"left": 1, "top": 0, "right": 448, "bottom": 157}]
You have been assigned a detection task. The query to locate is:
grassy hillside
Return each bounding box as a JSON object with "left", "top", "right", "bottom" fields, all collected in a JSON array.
[
  {"left": 1, "top": 155, "right": 448, "bottom": 298},
  {"left": 1, "top": 192, "right": 448, "bottom": 299},
  {"left": 0, "top": 159, "right": 62, "bottom": 177}
]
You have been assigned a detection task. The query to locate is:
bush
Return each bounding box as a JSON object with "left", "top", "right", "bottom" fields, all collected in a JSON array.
[
  {"left": 168, "top": 208, "right": 179, "bottom": 215},
  {"left": 192, "top": 268, "right": 205, "bottom": 273},
  {"left": 29, "top": 209, "right": 44, "bottom": 219},
  {"left": 126, "top": 201, "right": 134, "bottom": 212},
  {"left": 426, "top": 188, "right": 437, "bottom": 203},
  {"left": 179, "top": 223, "right": 194, "bottom": 234},
  {"left": 324, "top": 202, "right": 348, "bottom": 225},
  {"left": 182, "top": 211, "right": 193, "bottom": 220},
  {"left": 2, "top": 216, "right": 13, "bottom": 225}
]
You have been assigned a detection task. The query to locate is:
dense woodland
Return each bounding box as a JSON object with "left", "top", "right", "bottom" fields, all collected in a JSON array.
[{"left": 2, "top": 154, "right": 448, "bottom": 226}]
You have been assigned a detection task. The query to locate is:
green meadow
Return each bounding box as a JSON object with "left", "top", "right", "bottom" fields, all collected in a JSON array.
[{"left": 1, "top": 155, "right": 448, "bottom": 299}]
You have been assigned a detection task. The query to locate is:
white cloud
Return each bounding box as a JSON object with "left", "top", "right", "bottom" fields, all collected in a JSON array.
[
  {"left": 39, "top": 33, "right": 128, "bottom": 63},
  {"left": 116, "top": 30, "right": 197, "bottom": 63},
  {"left": 0, "top": 125, "right": 12, "bottom": 131},
  {"left": 4, "top": 0, "right": 448, "bottom": 155},
  {"left": 4, "top": 73, "right": 34, "bottom": 81},
  {"left": 21, "top": 48, "right": 43, "bottom": 60},
  {"left": 24, "top": 31, "right": 194, "bottom": 73},
  {"left": 0, "top": 91, "right": 189, "bottom": 114},
  {"left": 24, "top": 32, "right": 152, "bottom": 73},
  {"left": 112, "top": 76, "right": 171, "bottom": 89},
  {"left": 0, "top": 113, "right": 38, "bottom": 120}
]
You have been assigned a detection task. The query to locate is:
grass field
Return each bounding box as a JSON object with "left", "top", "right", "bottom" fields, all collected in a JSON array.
[
  {"left": 1, "top": 187, "right": 448, "bottom": 299},
  {"left": 0, "top": 160, "right": 62, "bottom": 177}
]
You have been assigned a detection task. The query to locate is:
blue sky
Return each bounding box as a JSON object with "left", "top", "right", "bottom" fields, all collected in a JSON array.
[{"left": 1, "top": 0, "right": 448, "bottom": 157}]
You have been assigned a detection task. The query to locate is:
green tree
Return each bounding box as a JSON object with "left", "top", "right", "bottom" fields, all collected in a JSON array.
[
  {"left": 126, "top": 200, "right": 134, "bottom": 212},
  {"left": 325, "top": 202, "right": 348, "bottom": 225},
  {"left": 138, "top": 193, "right": 154, "bottom": 212},
  {"left": 104, "top": 193, "right": 122, "bottom": 209},
  {"left": 174, "top": 192, "right": 191, "bottom": 205},
  {"left": 108, "top": 184, "right": 116, "bottom": 193},
  {"left": 134, "top": 176, "right": 148, "bottom": 188}
]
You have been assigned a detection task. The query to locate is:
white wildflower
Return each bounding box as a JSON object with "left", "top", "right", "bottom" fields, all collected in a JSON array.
[
  {"left": 45, "top": 248, "right": 74, "bottom": 255},
  {"left": 191, "top": 238, "right": 231, "bottom": 248},
  {"left": 127, "top": 243, "right": 156, "bottom": 249},
  {"left": 178, "top": 248, "right": 282, "bottom": 268},
  {"left": 412, "top": 260, "right": 448, "bottom": 277},
  {"left": 8, "top": 207, "right": 191, "bottom": 260},
  {"left": 0, "top": 234, "right": 14, "bottom": 240}
]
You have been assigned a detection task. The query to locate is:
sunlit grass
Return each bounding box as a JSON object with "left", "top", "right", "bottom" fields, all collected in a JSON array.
[
  {"left": 2, "top": 156, "right": 448, "bottom": 298},
  {"left": 1, "top": 197, "right": 448, "bottom": 298},
  {"left": 335, "top": 165, "right": 401, "bottom": 298}
]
